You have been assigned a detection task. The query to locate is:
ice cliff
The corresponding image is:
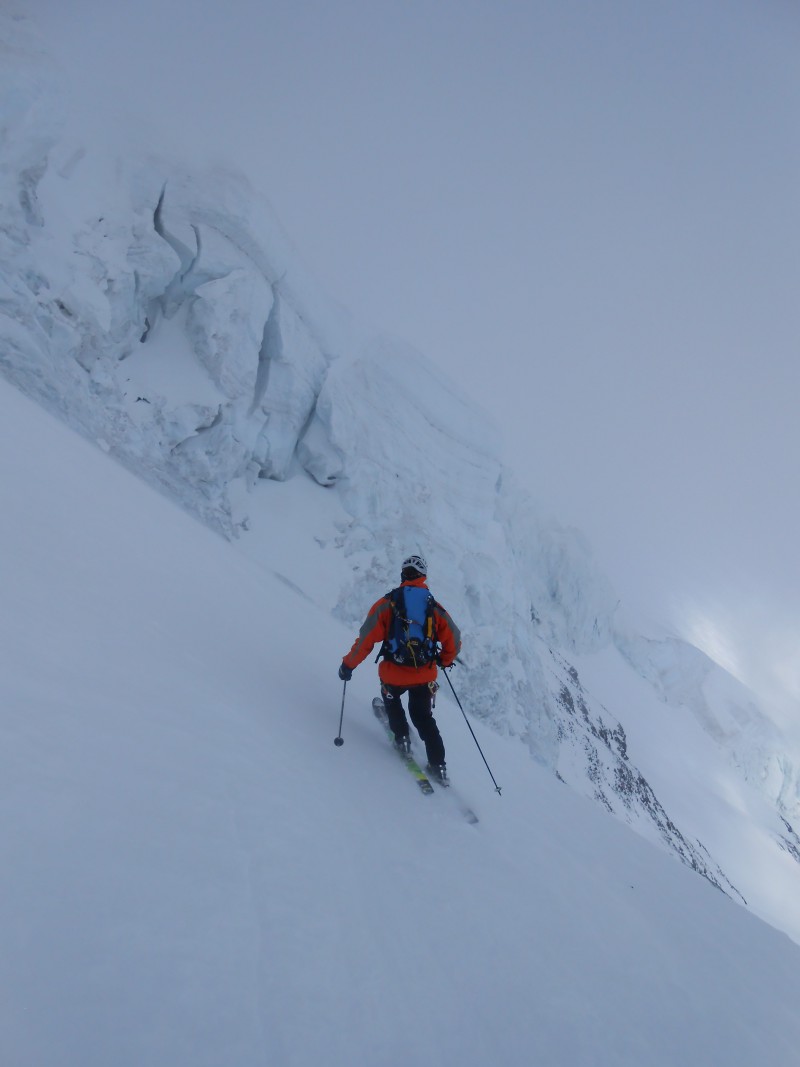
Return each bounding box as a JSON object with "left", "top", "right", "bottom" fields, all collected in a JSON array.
[{"left": 2, "top": 11, "right": 798, "bottom": 903}]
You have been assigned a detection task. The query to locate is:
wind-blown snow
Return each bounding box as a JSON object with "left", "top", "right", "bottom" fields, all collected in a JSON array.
[{"left": 2, "top": 6, "right": 800, "bottom": 958}]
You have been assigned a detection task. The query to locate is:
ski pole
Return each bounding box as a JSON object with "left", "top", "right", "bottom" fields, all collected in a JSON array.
[
  {"left": 334, "top": 680, "right": 347, "bottom": 746},
  {"left": 440, "top": 667, "right": 502, "bottom": 795}
]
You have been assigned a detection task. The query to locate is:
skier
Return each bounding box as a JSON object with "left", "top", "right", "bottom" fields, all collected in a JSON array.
[{"left": 338, "top": 554, "right": 461, "bottom": 783}]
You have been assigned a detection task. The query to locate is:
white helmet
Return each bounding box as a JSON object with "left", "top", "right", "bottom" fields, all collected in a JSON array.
[{"left": 402, "top": 554, "right": 428, "bottom": 576}]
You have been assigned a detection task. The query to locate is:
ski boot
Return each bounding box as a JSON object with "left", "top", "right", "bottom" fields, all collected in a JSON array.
[
  {"left": 426, "top": 762, "right": 449, "bottom": 786},
  {"left": 394, "top": 735, "right": 412, "bottom": 757}
]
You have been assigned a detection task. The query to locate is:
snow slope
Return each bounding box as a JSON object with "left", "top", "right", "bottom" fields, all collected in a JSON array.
[{"left": 4, "top": 375, "right": 800, "bottom": 1067}]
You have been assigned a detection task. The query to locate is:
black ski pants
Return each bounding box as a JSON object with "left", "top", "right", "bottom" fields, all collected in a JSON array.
[{"left": 381, "top": 681, "right": 445, "bottom": 766}]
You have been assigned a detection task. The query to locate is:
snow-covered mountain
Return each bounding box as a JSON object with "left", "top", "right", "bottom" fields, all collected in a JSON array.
[{"left": 2, "top": 4, "right": 800, "bottom": 960}]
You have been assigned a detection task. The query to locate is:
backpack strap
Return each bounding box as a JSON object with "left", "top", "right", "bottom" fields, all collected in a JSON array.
[
  {"left": 374, "top": 587, "right": 402, "bottom": 662},
  {"left": 425, "top": 595, "right": 438, "bottom": 643}
]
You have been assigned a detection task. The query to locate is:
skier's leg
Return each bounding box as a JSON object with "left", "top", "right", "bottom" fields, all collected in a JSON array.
[
  {"left": 407, "top": 684, "right": 445, "bottom": 765},
  {"left": 381, "top": 683, "right": 410, "bottom": 742}
]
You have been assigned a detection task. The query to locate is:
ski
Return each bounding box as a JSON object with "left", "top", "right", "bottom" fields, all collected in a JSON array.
[
  {"left": 372, "top": 697, "right": 434, "bottom": 795},
  {"left": 371, "top": 696, "right": 479, "bottom": 823}
]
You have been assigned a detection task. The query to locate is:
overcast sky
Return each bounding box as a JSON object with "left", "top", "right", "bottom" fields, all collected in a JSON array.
[{"left": 26, "top": 0, "right": 800, "bottom": 724}]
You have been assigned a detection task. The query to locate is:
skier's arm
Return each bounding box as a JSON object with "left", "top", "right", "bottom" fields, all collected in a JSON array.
[
  {"left": 342, "top": 597, "right": 391, "bottom": 671},
  {"left": 435, "top": 604, "right": 461, "bottom": 668}
]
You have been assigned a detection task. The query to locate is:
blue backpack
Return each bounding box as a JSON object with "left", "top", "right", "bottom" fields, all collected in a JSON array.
[{"left": 381, "top": 585, "right": 438, "bottom": 668}]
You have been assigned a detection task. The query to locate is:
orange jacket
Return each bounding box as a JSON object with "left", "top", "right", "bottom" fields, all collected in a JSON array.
[{"left": 343, "top": 577, "right": 461, "bottom": 687}]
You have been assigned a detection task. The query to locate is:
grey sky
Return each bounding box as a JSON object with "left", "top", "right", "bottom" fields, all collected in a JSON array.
[{"left": 26, "top": 0, "right": 800, "bottom": 719}]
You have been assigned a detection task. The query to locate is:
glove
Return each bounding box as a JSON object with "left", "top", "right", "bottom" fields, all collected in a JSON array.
[{"left": 338, "top": 663, "right": 353, "bottom": 681}]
